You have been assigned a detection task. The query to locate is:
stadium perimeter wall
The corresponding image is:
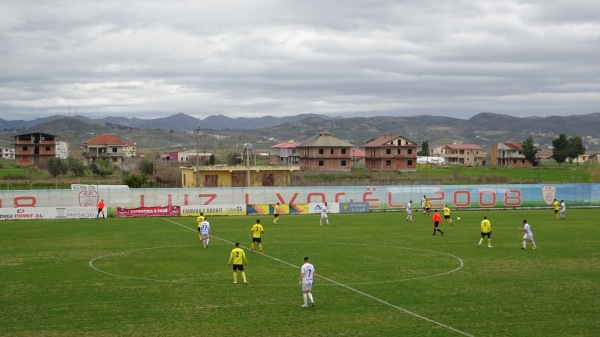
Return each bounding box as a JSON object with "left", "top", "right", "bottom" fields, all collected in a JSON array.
[{"left": 0, "top": 184, "right": 598, "bottom": 211}]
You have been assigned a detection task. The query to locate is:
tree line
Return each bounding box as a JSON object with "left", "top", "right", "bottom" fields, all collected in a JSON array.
[{"left": 522, "top": 134, "right": 586, "bottom": 165}]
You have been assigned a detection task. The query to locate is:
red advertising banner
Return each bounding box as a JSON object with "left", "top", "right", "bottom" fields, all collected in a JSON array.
[{"left": 116, "top": 205, "right": 181, "bottom": 217}]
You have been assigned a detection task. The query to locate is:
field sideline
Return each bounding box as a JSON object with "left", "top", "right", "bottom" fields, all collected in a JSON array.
[{"left": 1, "top": 209, "right": 599, "bottom": 337}]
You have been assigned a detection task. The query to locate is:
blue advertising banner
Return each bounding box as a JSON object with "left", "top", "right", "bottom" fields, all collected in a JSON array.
[{"left": 339, "top": 202, "right": 370, "bottom": 213}]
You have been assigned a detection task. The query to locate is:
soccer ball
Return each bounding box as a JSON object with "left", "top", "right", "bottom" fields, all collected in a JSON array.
[{"left": 457, "top": 217, "right": 461, "bottom": 221}]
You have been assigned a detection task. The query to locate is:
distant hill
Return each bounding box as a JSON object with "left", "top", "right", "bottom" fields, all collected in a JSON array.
[{"left": 1, "top": 113, "right": 599, "bottom": 152}]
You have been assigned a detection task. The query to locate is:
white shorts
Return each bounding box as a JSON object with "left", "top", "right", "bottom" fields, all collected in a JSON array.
[
  {"left": 201, "top": 233, "right": 209, "bottom": 240},
  {"left": 302, "top": 282, "right": 313, "bottom": 291},
  {"left": 321, "top": 214, "right": 328, "bottom": 219},
  {"left": 522, "top": 234, "right": 533, "bottom": 241}
]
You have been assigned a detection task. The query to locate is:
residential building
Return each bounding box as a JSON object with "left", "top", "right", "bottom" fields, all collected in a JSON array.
[
  {"left": 350, "top": 148, "right": 366, "bottom": 168},
  {"left": 0, "top": 147, "right": 15, "bottom": 160},
  {"left": 181, "top": 165, "right": 300, "bottom": 187},
  {"left": 269, "top": 140, "right": 302, "bottom": 165},
  {"left": 13, "top": 132, "right": 57, "bottom": 166},
  {"left": 297, "top": 132, "right": 353, "bottom": 172},
  {"left": 55, "top": 141, "right": 69, "bottom": 159},
  {"left": 364, "top": 135, "right": 417, "bottom": 171},
  {"left": 490, "top": 142, "right": 531, "bottom": 168},
  {"left": 83, "top": 133, "right": 133, "bottom": 167},
  {"left": 433, "top": 144, "right": 485, "bottom": 166},
  {"left": 123, "top": 141, "right": 137, "bottom": 158}
]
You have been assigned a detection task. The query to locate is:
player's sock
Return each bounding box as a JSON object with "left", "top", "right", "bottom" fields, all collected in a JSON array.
[
  {"left": 233, "top": 273, "right": 237, "bottom": 283},
  {"left": 488, "top": 239, "right": 492, "bottom": 245},
  {"left": 531, "top": 240, "right": 536, "bottom": 247},
  {"left": 206, "top": 239, "right": 209, "bottom": 246},
  {"left": 242, "top": 272, "right": 247, "bottom": 282},
  {"left": 251, "top": 243, "right": 254, "bottom": 250},
  {"left": 522, "top": 241, "right": 527, "bottom": 249},
  {"left": 308, "top": 293, "right": 314, "bottom": 303},
  {"left": 303, "top": 294, "right": 308, "bottom": 305},
  {"left": 478, "top": 238, "right": 483, "bottom": 245},
  {"left": 259, "top": 243, "right": 262, "bottom": 251}
]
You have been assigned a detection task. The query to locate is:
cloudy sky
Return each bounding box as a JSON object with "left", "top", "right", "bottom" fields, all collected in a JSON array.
[{"left": 1, "top": 0, "right": 599, "bottom": 121}]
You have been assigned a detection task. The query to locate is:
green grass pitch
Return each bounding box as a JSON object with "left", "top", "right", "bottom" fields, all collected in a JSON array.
[{"left": 1, "top": 209, "right": 599, "bottom": 337}]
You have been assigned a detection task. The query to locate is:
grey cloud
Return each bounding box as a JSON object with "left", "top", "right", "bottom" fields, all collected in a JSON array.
[{"left": 0, "top": 0, "right": 598, "bottom": 121}]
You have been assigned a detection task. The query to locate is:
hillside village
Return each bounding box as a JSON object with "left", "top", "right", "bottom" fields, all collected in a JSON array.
[{"left": 2, "top": 126, "right": 598, "bottom": 188}]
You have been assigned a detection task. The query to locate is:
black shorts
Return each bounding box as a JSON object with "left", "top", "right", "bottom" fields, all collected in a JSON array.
[
  {"left": 233, "top": 264, "right": 244, "bottom": 271},
  {"left": 97, "top": 208, "right": 103, "bottom": 214},
  {"left": 444, "top": 215, "right": 451, "bottom": 219},
  {"left": 252, "top": 237, "right": 262, "bottom": 243},
  {"left": 554, "top": 210, "right": 559, "bottom": 214},
  {"left": 433, "top": 221, "right": 440, "bottom": 227},
  {"left": 426, "top": 208, "right": 431, "bottom": 212},
  {"left": 481, "top": 232, "right": 491, "bottom": 238},
  {"left": 274, "top": 214, "right": 279, "bottom": 218}
]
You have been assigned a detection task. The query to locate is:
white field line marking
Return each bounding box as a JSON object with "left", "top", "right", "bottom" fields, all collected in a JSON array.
[{"left": 161, "top": 218, "right": 474, "bottom": 337}]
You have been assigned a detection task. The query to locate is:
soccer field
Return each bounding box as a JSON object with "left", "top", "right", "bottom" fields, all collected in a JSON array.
[{"left": 1, "top": 209, "right": 599, "bottom": 337}]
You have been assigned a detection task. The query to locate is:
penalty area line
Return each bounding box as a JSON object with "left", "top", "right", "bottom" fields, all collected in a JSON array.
[{"left": 161, "top": 218, "right": 474, "bottom": 337}]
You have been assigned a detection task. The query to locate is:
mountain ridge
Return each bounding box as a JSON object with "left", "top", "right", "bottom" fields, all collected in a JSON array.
[{"left": 1, "top": 113, "right": 599, "bottom": 152}]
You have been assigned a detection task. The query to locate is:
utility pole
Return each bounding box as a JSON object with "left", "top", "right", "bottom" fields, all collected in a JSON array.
[
  {"left": 196, "top": 128, "right": 201, "bottom": 188},
  {"left": 244, "top": 143, "right": 252, "bottom": 187}
]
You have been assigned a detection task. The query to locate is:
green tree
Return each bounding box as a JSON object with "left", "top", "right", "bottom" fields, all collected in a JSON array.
[
  {"left": 139, "top": 159, "right": 154, "bottom": 176},
  {"left": 123, "top": 173, "right": 149, "bottom": 188},
  {"left": 209, "top": 154, "right": 216, "bottom": 166},
  {"left": 47, "top": 157, "right": 68, "bottom": 177},
  {"left": 552, "top": 134, "right": 570, "bottom": 164},
  {"left": 66, "top": 157, "right": 86, "bottom": 177},
  {"left": 567, "top": 136, "right": 585, "bottom": 164},
  {"left": 90, "top": 159, "right": 114, "bottom": 177},
  {"left": 418, "top": 140, "right": 429, "bottom": 156},
  {"left": 522, "top": 136, "right": 538, "bottom": 166},
  {"left": 226, "top": 152, "right": 243, "bottom": 166}
]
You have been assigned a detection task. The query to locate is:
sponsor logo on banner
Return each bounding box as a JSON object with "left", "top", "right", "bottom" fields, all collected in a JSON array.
[
  {"left": 0, "top": 207, "right": 97, "bottom": 220},
  {"left": 339, "top": 202, "right": 370, "bottom": 213},
  {"left": 180, "top": 205, "right": 246, "bottom": 216},
  {"left": 116, "top": 206, "right": 181, "bottom": 217},
  {"left": 78, "top": 190, "right": 99, "bottom": 207},
  {"left": 541, "top": 185, "right": 557, "bottom": 205}
]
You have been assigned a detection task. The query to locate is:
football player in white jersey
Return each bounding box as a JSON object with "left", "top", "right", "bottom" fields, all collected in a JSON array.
[
  {"left": 518, "top": 219, "right": 537, "bottom": 250},
  {"left": 406, "top": 200, "right": 413, "bottom": 221},
  {"left": 300, "top": 257, "right": 316, "bottom": 307},
  {"left": 199, "top": 218, "right": 210, "bottom": 248},
  {"left": 319, "top": 202, "right": 330, "bottom": 226}
]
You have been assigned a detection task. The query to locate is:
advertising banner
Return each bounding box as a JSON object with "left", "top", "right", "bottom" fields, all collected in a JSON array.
[
  {"left": 0, "top": 207, "right": 97, "bottom": 220},
  {"left": 0, "top": 184, "right": 597, "bottom": 211},
  {"left": 309, "top": 203, "right": 340, "bottom": 214},
  {"left": 180, "top": 205, "right": 246, "bottom": 216},
  {"left": 116, "top": 206, "right": 181, "bottom": 217},
  {"left": 339, "top": 202, "right": 370, "bottom": 213}
]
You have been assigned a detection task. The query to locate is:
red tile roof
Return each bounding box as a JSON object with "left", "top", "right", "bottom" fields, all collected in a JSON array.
[
  {"left": 84, "top": 133, "right": 127, "bottom": 145},
  {"left": 444, "top": 144, "right": 483, "bottom": 150},
  {"left": 270, "top": 140, "right": 302, "bottom": 148}
]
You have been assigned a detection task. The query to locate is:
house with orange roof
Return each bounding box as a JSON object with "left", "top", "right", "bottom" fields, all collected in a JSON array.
[
  {"left": 297, "top": 132, "right": 353, "bottom": 172},
  {"left": 433, "top": 143, "right": 485, "bottom": 166},
  {"left": 83, "top": 133, "right": 134, "bottom": 167},
  {"left": 269, "top": 140, "right": 302, "bottom": 165},
  {"left": 364, "top": 135, "right": 417, "bottom": 171},
  {"left": 489, "top": 142, "right": 531, "bottom": 167}
]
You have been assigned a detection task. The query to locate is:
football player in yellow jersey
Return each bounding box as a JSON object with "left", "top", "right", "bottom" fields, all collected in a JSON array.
[
  {"left": 228, "top": 242, "right": 248, "bottom": 284},
  {"left": 553, "top": 199, "right": 560, "bottom": 219},
  {"left": 424, "top": 199, "right": 432, "bottom": 214},
  {"left": 250, "top": 219, "right": 264, "bottom": 254},
  {"left": 196, "top": 212, "right": 205, "bottom": 242},
  {"left": 443, "top": 205, "right": 453, "bottom": 225},
  {"left": 478, "top": 216, "right": 493, "bottom": 248}
]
